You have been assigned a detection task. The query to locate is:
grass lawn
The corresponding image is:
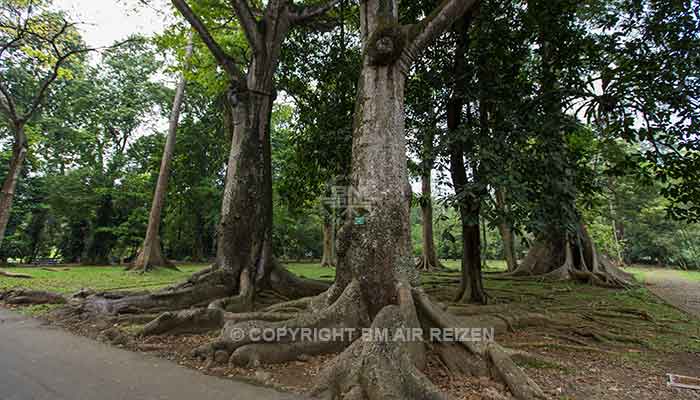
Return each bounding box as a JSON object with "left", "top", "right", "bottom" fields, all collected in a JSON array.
[
  {"left": 0, "top": 265, "right": 209, "bottom": 294},
  {"left": 2, "top": 260, "right": 699, "bottom": 354},
  {"left": 625, "top": 265, "right": 700, "bottom": 283},
  {"left": 6, "top": 260, "right": 691, "bottom": 295},
  {"left": 286, "top": 259, "right": 509, "bottom": 282}
]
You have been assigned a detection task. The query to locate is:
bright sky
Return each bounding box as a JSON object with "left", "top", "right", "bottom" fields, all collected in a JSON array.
[
  {"left": 52, "top": 1, "right": 174, "bottom": 136},
  {"left": 55, "top": 0, "right": 170, "bottom": 48}
]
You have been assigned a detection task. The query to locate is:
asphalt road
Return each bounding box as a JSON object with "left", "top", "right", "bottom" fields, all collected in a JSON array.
[{"left": 0, "top": 308, "right": 303, "bottom": 400}]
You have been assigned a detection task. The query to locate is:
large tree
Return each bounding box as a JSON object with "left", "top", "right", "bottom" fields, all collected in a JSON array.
[
  {"left": 132, "top": 32, "right": 194, "bottom": 271},
  {"left": 0, "top": 0, "right": 91, "bottom": 246},
  {"left": 177, "top": 1, "right": 545, "bottom": 399},
  {"left": 507, "top": 0, "right": 636, "bottom": 288},
  {"left": 80, "top": 0, "right": 339, "bottom": 313}
]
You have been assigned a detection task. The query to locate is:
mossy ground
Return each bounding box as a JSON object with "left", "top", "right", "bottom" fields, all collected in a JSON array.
[
  {"left": 3, "top": 261, "right": 698, "bottom": 353},
  {"left": 2, "top": 260, "right": 699, "bottom": 399}
]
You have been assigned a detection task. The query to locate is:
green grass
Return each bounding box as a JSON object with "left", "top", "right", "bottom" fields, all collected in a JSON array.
[
  {"left": 285, "top": 262, "right": 336, "bottom": 281},
  {"left": 3, "top": 260, "right": 699, "bottom": 354},
  {"left": 0, "top": 260, "right": 508, "bottom": 294},
  {"left": 441, "top": 259, "right": 508, "bottom": 272},
  {"left": 626, "top": 266, "right": 700, "bottom": 283},
  {"left": 0, "top": 265, "right": 209, "bottom": 294}
]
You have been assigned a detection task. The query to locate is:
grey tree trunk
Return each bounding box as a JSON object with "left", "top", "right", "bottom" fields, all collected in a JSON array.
[
  {"left": 447, "top": 16, "right": 487, "bottom": 304},
  {"left": 495, "top": 187, "right": 518, "bottom": 272},
  {"left": 320, "top": 219, "right": 335, "bottom": 267},
  {"left": 332, "top": 51, "right": 414, "bottom": 317},
  {"left": 133, "top": 34, "right": 194, "bottom": 272},
  {"left": 0, "top": 123, "right": 27, "bottom": 246},
  {"left": 417, "top": 172, "right": 442, "bottom": 271}
]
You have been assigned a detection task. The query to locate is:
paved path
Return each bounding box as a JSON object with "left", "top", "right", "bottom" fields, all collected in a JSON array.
[
  {"left": 0, "top": 308, "right": 303, "bottom": 400},
  {"left": 641, "top": 269, "right": 700, "bottom": 319}
]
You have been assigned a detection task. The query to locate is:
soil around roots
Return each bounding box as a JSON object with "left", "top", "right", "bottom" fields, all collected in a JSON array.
[{"left": 33, "top": 266, "right": 548, "bottom": 400}]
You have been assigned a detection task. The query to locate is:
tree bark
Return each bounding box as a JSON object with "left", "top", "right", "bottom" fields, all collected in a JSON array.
[
  {"left": 0, "top": 123, "right": 28, "bottom": 245},
  {"left": 417, "top": 165, "right": 442, "bottom": 271},
  {"left": 447, "top": 16, "right": 487, "bottom": 304},
  {"left": 457, "top": 213, "right": 487, "bottom": 304},
  {"left": 132, "top": 33, "right": 194, "bottom": 272},
  {"left": 320, "top": 219, "right": 335, "bottom": 267},
  {"left": 495, "top": 187, "right": 518, "bottom": 272}
]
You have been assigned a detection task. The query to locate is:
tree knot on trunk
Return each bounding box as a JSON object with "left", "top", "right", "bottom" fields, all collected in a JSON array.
[{"left": 367, "top": 24, "right": 406, "bottom": 66}]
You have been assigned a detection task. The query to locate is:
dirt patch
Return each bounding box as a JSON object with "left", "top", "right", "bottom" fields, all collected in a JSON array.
[
  {"left": 642, "top": 269, "right": 700, "bottom": 320},
  {"left": 504, "top": 331, "right": 700, "bottom": 400}
]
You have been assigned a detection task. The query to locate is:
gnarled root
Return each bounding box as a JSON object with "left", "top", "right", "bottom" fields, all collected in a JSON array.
[
  {"left": 139, "top": 309, "right": 300, "bottom": 337},
  {"left": 0, "top": 289, "right": 66, "bottom": 305},
  {"left": 415, "top": 257, "right": 446, "bottom": 272},
  {"left": 512, "top": 234, "right": 635, "bottom": 289},
  {"left": 79, "top": 268, "right": 235, "bottom": 315},
  {"left": 140, "top": 308, "right": 225, "bottom": 336},
  {"left": 193, "top": 280, "right": 370, "bottom": 367},
  {"left": 268, "top": 263, "right": 330, "bottom": 299},
  {"left": 414, "top": 290, "right": 546, "bottom": 400},
  {"left": 311, "top": 304, "right": 444, "bottom": 400}
]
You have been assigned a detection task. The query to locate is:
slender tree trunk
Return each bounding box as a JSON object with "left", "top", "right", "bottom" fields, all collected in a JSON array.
[
  {"left": 417, "top": 170, "right": 442, "bottom": 271},
  {"left": 447, "top": 16, "right": 487, "bottom": 304},
  {"left": 495, "top": 187, "right": 518, "bottom": 272},
  {"left": 458, "top": 209, "right": 486, "bottom": 303},
  {"left": 320, "top": 219, "right": 335, "bottom": 267},
  {"left": 133, "top": 34, "right": 194, "bottom": 271},
  {"left": 0, "top": 123, "right": 28, "bottom": 245}
]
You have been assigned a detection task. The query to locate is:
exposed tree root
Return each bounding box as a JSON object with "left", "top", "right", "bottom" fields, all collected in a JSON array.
[
  {"left": 73, "top": 259, "right": 328, "bottom": 320},
  {"left": 512, "top": 341, "right": 618, "bottom": 354},
  {"left": 511, "top": 231, "right": 636, "bottom": 289},
  {"left": 262, "top": 296, "right": 316, "bottom": 313},
  {"left": 0, "top": 289, "right": 66, "bottom": 305},
  {"left": 80, "top": 271, "right": 233, "bottom": 315},
  {"left": 12, "top": 258, "right": 549, "bottom": 400},
  {"left": 140, "top": 308, "right": 225, "bottom": 336},
  {"left": 311, "top": 303, "right": 443, "bottom": 400},
  {"left": 414, "top": 290, "right": 546, "bottom": 400},
  {"left": 432, "top": 341, "right": 488, "bottom": 376},
  {"left": 193, "top": 280, "right": 370, "bottom": 366},
  {"left": 267, "top": 263, "right": 330, "bottom": 299},
  {"left": 415, "top": 257, "right": 446, "bottom": 272},
  {"left": 574, "top": 327, "right": 645, "bottom": 345},
  {"left": 0, "top": 270, "right": 32, "bottom": 279}
]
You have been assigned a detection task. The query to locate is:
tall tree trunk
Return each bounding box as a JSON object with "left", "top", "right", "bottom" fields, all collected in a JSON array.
[
  {"left": 417, "top": 167, "right": 442, "bottom": 271},
  {"left": 329, "top": 40, "right": 414, "bottom": 320},
  {"left": 0, "top": 123, "right": 28, "bottom": 245},
  {"left": 495, "top": 187, "right": 518, "bottom": 272},
  {"left": 133, "top": 34, "right": 194, "bottom": 272},
  {"left": 447, "top": 16, "right": 487, "bottom": 304},
  {"left": 457, "top": 208, "right": 486, "bottom": 304},
  {"left": 320, "top": 218, "right": 335, "bottom": 267}
]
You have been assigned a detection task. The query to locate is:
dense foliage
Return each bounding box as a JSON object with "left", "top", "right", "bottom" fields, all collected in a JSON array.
[{"left": 0, "top": 0, "right": 698, "bottom": 270}]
